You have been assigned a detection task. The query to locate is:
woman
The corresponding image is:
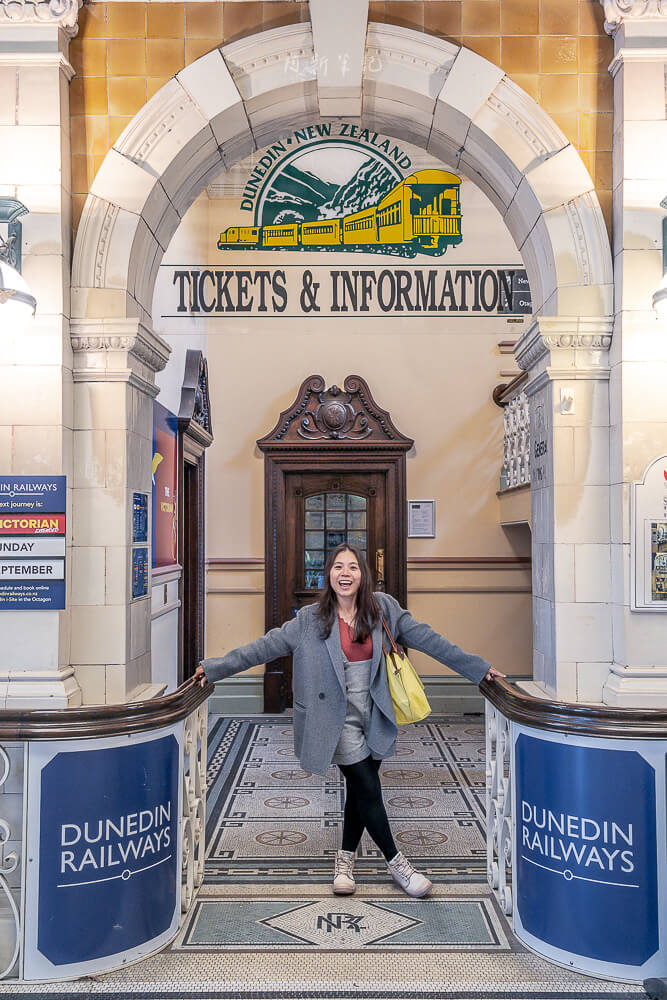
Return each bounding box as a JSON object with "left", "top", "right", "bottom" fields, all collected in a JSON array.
[{"left": 196, "top": 543, "right": 504, "bottom": 899}]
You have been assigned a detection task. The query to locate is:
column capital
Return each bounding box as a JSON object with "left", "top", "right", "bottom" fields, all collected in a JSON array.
[
  {"left": 0, "top": 0, "right": 82, "bottom": 38},
  {"left": 70, "top": 318, "right": 171, "bottom": 398},
  {"left": 601, "top": 0, "right": 667, "bottom": 35},
  {"left": 516, "top": 316, "right": 613, "bottom": 390}
]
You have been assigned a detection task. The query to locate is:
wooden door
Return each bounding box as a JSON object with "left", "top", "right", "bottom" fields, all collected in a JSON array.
[
  {"left": 258, "top": 375, "right": 413, "bottom": 713},
  {"left": 286, "top": 470, "right": 388, "bottom": 614}
]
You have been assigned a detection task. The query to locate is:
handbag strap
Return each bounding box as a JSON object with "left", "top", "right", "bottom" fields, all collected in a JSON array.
[{"left": 381, "top": 615, "right": 405, "bottom": 660}]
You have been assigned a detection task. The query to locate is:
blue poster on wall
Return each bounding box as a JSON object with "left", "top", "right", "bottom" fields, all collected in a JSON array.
[
  {"left": 30, "top": 733, "right": 179, "bottom": 972},
  {"left": 0, "top": 476, "right": 66, "bottom": 610},
  {"left": 515, "top": 732, "right": 658, "bottom": 967}
]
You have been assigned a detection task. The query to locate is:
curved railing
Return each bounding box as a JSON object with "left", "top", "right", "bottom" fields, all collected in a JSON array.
[
  {"left": 480, "top": 676, "right": 667, "bottom": 739},
  {"left": 0, "top": 678, "right": 213, "bottom": 982},
  {"left": 481, "top": 677, "right": 667, "bottom": 983},
  {"left": 0, "top": 674, "right": 212, "bottom": 741}
]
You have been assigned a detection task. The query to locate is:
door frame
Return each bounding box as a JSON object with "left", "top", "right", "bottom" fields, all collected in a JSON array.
[
  {"left": 177, "top": 350, "right": 213, "bottom": 683},
  {"left": 257, "top": 374, "right": 413, "bottom": 712}
]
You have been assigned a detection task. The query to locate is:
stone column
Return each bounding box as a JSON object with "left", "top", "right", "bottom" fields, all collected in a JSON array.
[
  {"left": 0, "top": 7, "right": 80, "bottom": 707},
  {"left": 516, "top": 317, "right": 613, "bottom": 702},
  {"left": 69, "top": 320, "right": 170, "bottom": 704},
  {"left": 600, "top": 0, "right": 667, "bottom": 706}
]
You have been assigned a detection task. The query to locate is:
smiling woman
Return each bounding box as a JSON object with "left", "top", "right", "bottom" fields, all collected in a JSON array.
[{"left": 196, "top": 542, "right": 503, "bottom": 899}]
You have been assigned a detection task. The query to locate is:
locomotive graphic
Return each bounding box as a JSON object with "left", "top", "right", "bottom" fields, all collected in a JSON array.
[{"left": 218, "top": 170, "right": 462, "bottom": 258}]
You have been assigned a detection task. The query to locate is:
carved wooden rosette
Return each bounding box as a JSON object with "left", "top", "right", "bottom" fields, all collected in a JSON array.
[{"left": 258, "top": 375, "right": 413, "bottom": 712}]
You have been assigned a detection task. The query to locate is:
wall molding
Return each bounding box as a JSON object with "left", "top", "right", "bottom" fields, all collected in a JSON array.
[
  {"left": 209, "top": 675, "right": 529, "bottom": 717},
  {"left": 206, "top": 556, "right": 531, "bottom": 568}
]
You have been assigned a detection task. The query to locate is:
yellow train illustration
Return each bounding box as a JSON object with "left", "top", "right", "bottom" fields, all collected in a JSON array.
[{"left": 218, "top": 170, "right": 462, "bottom": 257}]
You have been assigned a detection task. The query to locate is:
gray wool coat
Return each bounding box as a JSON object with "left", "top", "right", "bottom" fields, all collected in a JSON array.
[{"left": 202, "top": 591, "right": 490, "bottom": 776}]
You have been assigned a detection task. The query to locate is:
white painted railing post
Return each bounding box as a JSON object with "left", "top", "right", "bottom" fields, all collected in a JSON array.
[
  {"left": 181, "top": 699, "right": 208, "bottom": 912},
  {"left": 485, "top": 701, "right": 513, "bottom": 915}
]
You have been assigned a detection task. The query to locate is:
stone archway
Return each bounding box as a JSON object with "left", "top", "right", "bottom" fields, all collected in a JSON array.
[
  {"left": 71, "top": 20, "right": 612, "bottom": 324},
  {"left": 68, "top": 19, "right": 614, "bottom": 704}
]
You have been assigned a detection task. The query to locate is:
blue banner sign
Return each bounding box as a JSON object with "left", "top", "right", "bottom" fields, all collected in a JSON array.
[
  {"left": 132, "top": 546, "right": 149, "bottom": 599},
  {"left": 133, "top": 492, "right": 148, "bottom": 543},
  {"left": 0, "top": 475, "right": 65, "bottom": 513},
  {"left": 515, "top": 732, "right": 658, "bottom": 968},
  {"left": 32, "top": 734, "right": 179, "bottom": 971},
  {"left": 0, "top": 476, "right": 66, "bottom": 610}
]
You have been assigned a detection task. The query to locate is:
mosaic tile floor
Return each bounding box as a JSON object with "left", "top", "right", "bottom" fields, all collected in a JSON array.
[{"left": 1, "top": 715, "right": 648, "bottom": 999}]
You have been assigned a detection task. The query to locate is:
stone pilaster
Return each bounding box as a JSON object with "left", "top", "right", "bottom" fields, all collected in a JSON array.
[
  {"left": 516, "top": 316, "right": 613, "bottom": 702},
  {"left": 601, "top": 0, "right": 667, "bottom": 706},
  {"left": 69, "top": 319, "right": 170, "bottom": 704},
  {"left": 0, "top": 12, "right": 79, "bottom": 707}
]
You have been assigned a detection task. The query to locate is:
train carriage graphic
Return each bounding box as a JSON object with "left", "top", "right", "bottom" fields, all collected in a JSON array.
[{"left": 218, "top": 170, "right": 462, "bottom": 258}]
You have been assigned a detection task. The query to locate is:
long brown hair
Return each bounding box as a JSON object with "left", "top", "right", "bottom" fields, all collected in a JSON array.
[{"left": 316, "top": 543, "right": 380, "bottom": 640}]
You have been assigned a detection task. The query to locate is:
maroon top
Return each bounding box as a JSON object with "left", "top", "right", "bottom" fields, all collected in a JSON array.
[{"left": 338, "top": 616, "right": 373, "bottom": 662}]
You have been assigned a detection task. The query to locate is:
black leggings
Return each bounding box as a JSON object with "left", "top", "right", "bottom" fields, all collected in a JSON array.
[{"left": 338, "top": 755, "right": 397, "bottom": 861}]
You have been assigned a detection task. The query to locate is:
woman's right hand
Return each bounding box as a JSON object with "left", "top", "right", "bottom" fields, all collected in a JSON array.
[{"left": 194, "top": 663, "right": 208, "bottom": 687}]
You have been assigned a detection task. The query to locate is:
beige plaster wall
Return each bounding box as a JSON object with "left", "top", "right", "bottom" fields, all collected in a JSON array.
[{"left": 155, "top": 166, "right": 533, "bottom": 678}]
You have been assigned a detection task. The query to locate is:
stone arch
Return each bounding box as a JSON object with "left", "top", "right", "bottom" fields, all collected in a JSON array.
[{"left": 71, "top": 20, "right": 613, "bottom": 328}]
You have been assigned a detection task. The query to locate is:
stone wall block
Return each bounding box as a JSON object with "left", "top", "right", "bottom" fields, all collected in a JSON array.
[
  {"left": 0, "top": 612, "right": 60, "bottom": 670},
  {"left": 362, "top": 96, "right": 434, "bottom": 145},
  {"left": 71, "top": 486, "right": 127, "bottom": 548},
  {"left": 610, "top": 541, "right": 630, "bottom": 607},
  {"left": 521, "top": 215, "right": 556, "bottom": 315},
  {"left": 12, "top": 424, "right": 64, "bottom": 474},
  {"left": 72, "top": 428, "right": 105, "bottom": 488},
  {"left": 613, "top": 177, "right": 665, "bottom": 253},
  {"left": 105, "top": 545, "right": 129, "bottom": 606},
  {"left": 74, "top": 664, "right": 106, "bottom": 705},
  {"left": 577, "top": 662, "right": 613, "bottom": 703},
  {"left": 622, "top": 120, "right": 667, "bottom": 182},
  {"left": 462, "top": 127, "right": 521, "bottom": 211},
  {"left": 129, "top": 597, "right": 150, "bottom": 660},
  {"left": 73, "top": 381, "right": 128, "bottom": 432},
  {"left": 437, "top": 46, "right": 504, "bottom": 129},
  {"left": 574, "top": 543, "right": 612, "bottom": 603},
  {"left": 70, "top": 546, "right": 105, "bottom": 606},
  {"left": 71, "top": 604, "right": 127, "bottom": 665},
  {"left": 0, "top": 66, "right": 16, "bottom": 124},
  {"left": 223, "top": 23, "right": 316, "bottom": 103},
  {"left": 472, "top": 76, "right": 568, "bottom": 176},
  {"left": 614, "top": 245, "right": 663, "bottom": 312},
  {"left": 503, "top": 176, "right": 542, "bottom": 251},
  {"left": 554, "top": 542, "right": 576, "bottom": 603},
  {"left": 570, "top": 421, "right": 609, "bottom": 487},
  {"left": 555, "top": 602, "right": 613, "bottom": 662},
  {"left": 0, "top": 125, "right": 62, "bottom": 186},
  {"left": 17, "top": 65, "right": 62, "bottom": 126},
  {"left": 524, "top": 144, "right": 595, "bottom": 215},
  {"left": 554, "top": 484, "right": 610, "bottom": 545}
]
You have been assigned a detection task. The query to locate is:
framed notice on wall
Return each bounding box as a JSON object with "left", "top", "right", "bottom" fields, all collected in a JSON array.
[
  {"left": 631, "top": 455, "right": 667, "bottom": 610},
  {"left": 407, "top": 500, "right": 436, "bottom": 538}
]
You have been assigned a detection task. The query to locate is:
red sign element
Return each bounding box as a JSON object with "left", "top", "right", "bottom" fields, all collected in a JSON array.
[
  {"left": 153, "top": 403, "right": 178, "bottom": 567},
  {"left": 0, "top": 515, "right": 65, "bottom": 535}
]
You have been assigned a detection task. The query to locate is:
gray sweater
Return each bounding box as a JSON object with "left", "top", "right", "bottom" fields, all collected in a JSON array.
[{"left": 203, "top": 591, "right": 490, "bottom": 775}]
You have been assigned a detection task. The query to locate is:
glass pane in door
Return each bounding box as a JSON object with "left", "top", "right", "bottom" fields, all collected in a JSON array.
[{"left": 303, "top": 493, "right": 368, "bottom": 588}]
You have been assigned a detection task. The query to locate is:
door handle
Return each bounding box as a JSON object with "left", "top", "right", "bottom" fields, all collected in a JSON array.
[{"left": 376, "top": 548, "right": 385, "bottom": 591}]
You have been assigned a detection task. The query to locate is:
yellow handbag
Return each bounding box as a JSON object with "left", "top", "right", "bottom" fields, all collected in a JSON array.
[{"left": 381, "top": 615, "right": 432, "bottom": 725}]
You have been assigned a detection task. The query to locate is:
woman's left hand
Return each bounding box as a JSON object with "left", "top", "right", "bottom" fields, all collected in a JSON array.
[{"left": 484, "top": 667, "right": 505, "bottom": 682}]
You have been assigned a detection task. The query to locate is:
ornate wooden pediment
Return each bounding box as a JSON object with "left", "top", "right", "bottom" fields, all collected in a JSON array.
[
  {"left": 257, "top": 374, "right": 413, "bottom": 452},
  {"left": 178, "top": 350, "right": 213, "bottom": 449}
]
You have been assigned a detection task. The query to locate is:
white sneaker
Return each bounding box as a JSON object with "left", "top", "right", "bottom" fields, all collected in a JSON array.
[
  {"left": 388, "top": 851, "right": 433, "bottom": 897},
  {"left": 333, "top": 849, "right": 356, "bottom": 895}
]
